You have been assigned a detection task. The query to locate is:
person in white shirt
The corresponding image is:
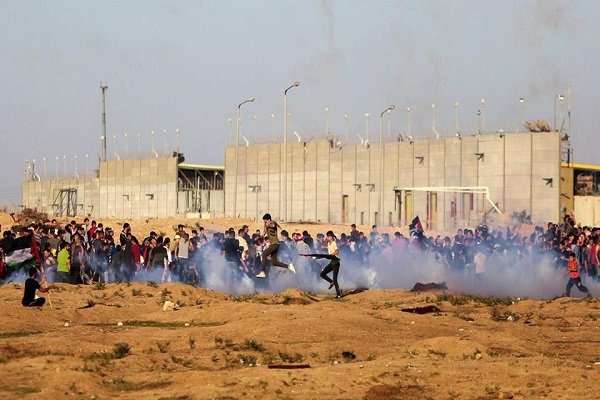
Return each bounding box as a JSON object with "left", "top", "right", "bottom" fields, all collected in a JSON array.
[{"left": 320, "top": 230, "right": 342, "bottom": 299}]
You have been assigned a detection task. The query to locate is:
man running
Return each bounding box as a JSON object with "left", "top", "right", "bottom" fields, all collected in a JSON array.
[
  {"left": 320, "top": 230, "right": 342, "bottom": 298},
  {"left": 256, "top": 213, "right": 295, "bottom": 278},
  {"left": 566, "top": 251, "right": 589, "bottom": 297}
]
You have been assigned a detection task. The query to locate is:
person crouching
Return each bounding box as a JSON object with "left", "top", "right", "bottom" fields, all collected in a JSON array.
[{"left": 22, "top": 267, "right": 55, "bottom": 307}]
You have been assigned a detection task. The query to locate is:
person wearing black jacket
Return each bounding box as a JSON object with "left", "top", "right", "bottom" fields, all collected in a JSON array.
[
  {"left": 113, "top": 238, "right": 136, "bottom": 282},
  {"left": 223, "top": 229, "right": 241, "bottom": 266}
]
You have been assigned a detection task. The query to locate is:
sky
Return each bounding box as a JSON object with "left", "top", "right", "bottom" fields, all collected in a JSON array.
[{"left": 1, "top": 0, "right": 599, "bottom": 207}]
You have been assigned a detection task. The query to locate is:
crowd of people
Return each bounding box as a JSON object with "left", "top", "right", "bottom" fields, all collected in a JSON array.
[{"left": 0, "top": 212, "right": 596, "bottom": 306}]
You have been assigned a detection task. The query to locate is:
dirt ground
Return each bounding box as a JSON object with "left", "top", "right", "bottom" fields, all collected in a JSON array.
[
  {"left": 1, "top": 282, "right": 599, "bottom": 400},
  {"left": 0, "top": 213, "right": 596, "bottom": 399}
]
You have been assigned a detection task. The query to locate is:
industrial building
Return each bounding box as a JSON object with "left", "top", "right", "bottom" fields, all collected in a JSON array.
[
  {"left": 224, "top": 130, "right": 593, "bottom": 229},
  {"left": 22, "top": 156, "right": 225, "bottom": 219},
  {"left": 21, "top": 129, "right": 600, "bottom": 228}
]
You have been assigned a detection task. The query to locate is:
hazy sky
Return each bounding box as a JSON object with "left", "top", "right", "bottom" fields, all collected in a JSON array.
[{"left": 1, "top": 0, "right": 599, "bottom": 206}]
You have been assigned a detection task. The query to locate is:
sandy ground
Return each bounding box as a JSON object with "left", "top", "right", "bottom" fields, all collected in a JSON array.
[
  {"left": 1, "top": 282, "right": 600, "bottom": 400},
  {"left": 1, "top": 213, "right": 593, "bottom": 399}
]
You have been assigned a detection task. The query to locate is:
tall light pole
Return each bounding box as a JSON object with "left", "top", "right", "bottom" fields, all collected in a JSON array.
[
  {"left": 233, "top": 96, "right": 255, "bottom": 218},
  {"left": 113, "top": 134, "right": 120, "bottom": 160},
  {"left": 387, "top": 109, "right": 392, "bottom": 139},
  {"left": 380, "top": 105, "right": 395, "bottom": 227},
  {"left": 519, "top": 97, "right": 525, "bottom": 131},
  {"left": 124, "top": 133, "right": 128, "bottom": 158},
  {"left": 151, "top": 130, "right": 158, "bottom": 158},
  {"left": 283, "top": 81, "right": 300, "bottom": 221},
  {"left": 270, "top": 113, "right": 276, "bottom": 143},
  {"left": 454, "top": 102, "right": 461, "bottom": 135},
  {"left": 554, "top": 94, "right": 565, "bottom": 131},
  {"left": 344, "top": 113, "right": 349, "bottom": 141},
  {"left": 432, "top": 103, "right": 439, "bottom": 139},
  {"left": 325, "top": 106, "right": 330, "bottom": 135},
  {"left": 100, "top": 82, "right": 108, "bottom": 162},
  {"left": 480, "top": 98, "right": 486, "bottom": 133},
  {"left": 163, "top": 129, "right": 168, "bottom": 155},
  {"left": 365, "top": 113, "right": 370, "bottom": 142},
  {"left": 406, "top": 107, "right": 412, "bottom": 138},
  {"left": 253, "top": 115, "right": 258, "bottom": 143},
  {"left": 227, "top": 118, "right": 233, "bottom": 146},
  {"left": 137, "top": 133, "right": 142, "bottom": 158},
  {"left": 74, "top": 155, "right": 79, "bottom": 179}
]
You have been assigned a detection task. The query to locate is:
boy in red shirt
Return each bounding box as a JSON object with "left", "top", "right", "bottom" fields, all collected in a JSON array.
[{"left": 566, "top": 252, "right": 589, "bottom": 297}]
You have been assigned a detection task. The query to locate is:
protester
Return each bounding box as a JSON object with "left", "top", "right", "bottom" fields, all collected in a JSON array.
[
  {"left": 56, "top": 241, "right": 71, "bottom": 283},
  {"left": 22, "top": 267, "right": 55, "bottom": 307},
  {"left": 1, "top": 210, "right": 597, "bottom": 303},
  {"left": 566, "top": 251, "right": 589, "bottom": 297},
  {"left": 255, "top": 213, "right": 296, "bottom": 279},
  {"left": 320, "top": 230, "right": 342, "bottom": 299}
]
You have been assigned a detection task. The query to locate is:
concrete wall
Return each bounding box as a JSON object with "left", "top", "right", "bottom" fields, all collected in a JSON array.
[
  {"left": 574, "top": 196, "right": 600, "bottom": 226},
  {"left": 22, "top": 157, "right": 224, "bottom": 219},
  {"left": 225, "top": 132, "right": 562, "bottom": 229}
]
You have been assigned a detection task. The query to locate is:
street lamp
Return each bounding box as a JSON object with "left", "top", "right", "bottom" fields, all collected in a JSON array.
[
  {"left": 74, "top": 155, "right": 79, "bottom": 179},
  {"left": 380, "top": 105, "right": 395, "bottom": 227},
  {"left": 163, "top": 129, "right": 168, "bottom": 155},
  {"left": 554, "top": 94, "right": 565, "bottom": 131},
  {"left": 432, "top": 103, "right": 440, "bottom": 139},
  {"left": 253, "top": 115, "right": 258, "bottom": 143},
  {"left": 283, "top": 81, "right": 300, "bottom": 220},
  {"left": 137, "top": 133, "right": 141, "bottom": 158},
  {"left": 325, "top": 106, "right": 330, "bottom": 135},
  {"left": 480, "top": 98, "right": 485, "bottom": 134},
  {"left": 270, "top": 113, "right": 276, "bottom": 143},
  {"left": 519, "top": 97, "right": 525, "bottom": 132},
  {"left": 454, "top": 102, "right": 460, "bottom": 135},
  {"left": 387, "top": 108, "right": 393, "bottom": 139},
  {"left": 365, "top": 113, "right": 370, "bottom": 142},
  {"left": 344, "top": 113, "right": 349, "bottom": 141},
  {"left": 124, "top": 133, "right": 128, "bottom": 158},
  {"left": 233, "top": 96, "right": 255, "bottom": 218},
  {"left": 227, "top": 118, "right": 233, "bottom": 146},
  {"left": 406, "top": 107, "right": 412, "bottom": 139},
  {"left": 113, "top": 134, "right": 120, "bottom": 160}
]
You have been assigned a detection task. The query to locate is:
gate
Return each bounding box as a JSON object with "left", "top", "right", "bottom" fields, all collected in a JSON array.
[{"left": 52, "top": 188, "right": 77, "bottom": 217}]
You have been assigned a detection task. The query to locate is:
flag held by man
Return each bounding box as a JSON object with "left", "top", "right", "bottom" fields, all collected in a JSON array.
[
  {"left": 3, "top": 235, "right": 39, "bottom": 271},
  {"left": 409, "top": 215, "right": 424, "bottom": 235}
]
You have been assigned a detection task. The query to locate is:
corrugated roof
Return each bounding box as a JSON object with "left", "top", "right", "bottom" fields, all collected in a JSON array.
[{"left": 178, "top": 163, "right": 224, "bottom": 171}]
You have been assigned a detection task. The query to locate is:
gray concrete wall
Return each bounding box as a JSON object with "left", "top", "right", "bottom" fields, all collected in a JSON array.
[
  {"left": 22, "top": 157, "right": 224, "bottom": 219},
  {"left": 225, "top": 132, "right": 563, "bottom": 229}
]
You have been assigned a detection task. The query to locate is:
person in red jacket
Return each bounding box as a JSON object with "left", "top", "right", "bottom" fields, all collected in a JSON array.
[{"left": 566, "top": 252, "right": 589, "bottom": 297}]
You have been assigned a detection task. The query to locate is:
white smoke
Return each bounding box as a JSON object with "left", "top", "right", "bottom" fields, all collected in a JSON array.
[{"left": 5, "top": 239, "right": 598, "bottom": 300}]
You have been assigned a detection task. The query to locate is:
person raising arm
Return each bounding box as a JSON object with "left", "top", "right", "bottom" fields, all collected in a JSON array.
[{"left": 22, "top": 267, "right": 55, "bottom": 307}]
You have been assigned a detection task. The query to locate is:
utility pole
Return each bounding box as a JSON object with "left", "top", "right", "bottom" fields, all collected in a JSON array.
[{"left": 100, "top": 82, "right": 108, "bottom": 161}]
